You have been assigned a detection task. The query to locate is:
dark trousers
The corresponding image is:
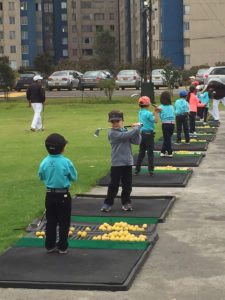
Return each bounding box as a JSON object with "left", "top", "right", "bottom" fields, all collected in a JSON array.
[
  {"left": 45, "top": 192, "right": 71, "bottom": 251},
  {"left": 189, "top": 112, "right": 196, "bottom": 133},
  {"left": 136, "top": 131, "right": 154, "bottom": 172},
  {"left": 197, "top": 107, "right": 204, "bottom": 119},
  {"left": 104, "top": 166, "right": 132, "bottom": 206},
  {"left": 203, "top": 107, "right": 208, "bottom": 122},
  {"left": 176, "top": 114, "right": 190, "bottom": 143},
  {"left": 161, "top": 123, "right": 174, "bottom": 155}
]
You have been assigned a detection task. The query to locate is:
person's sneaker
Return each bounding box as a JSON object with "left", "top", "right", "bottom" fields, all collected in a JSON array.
[
  {"left": 174, "top": 141, "right": 181, "bottom": 145},
  {"left": 167, "top": 154, "right": 173, "bottom": 158},
  {"left": 185, "top": 142, "right": 190, "bottom": 144},
  {"left": 100, "top": 204, "right": 112, "bottom": 212},
  {"left": 160, "top": 152, "right": 166, "bottom": 157},
  {"left": 122, "top": 203, "right": 133, "bottom": 211},
  {"left": 58, "top": 249, "right": 68, "bottom": 254},
  {"left": 148, "top": 171, "right": 154, "bottom": 176},
  {"left": 134, "top": 170, "right": 140, "bottom": 176},
  {"left": 203, "top": 122, "right": 207, "bottom": 125},
  {"left": 47, "top": 247, "right": 58, "bottom": 254}
]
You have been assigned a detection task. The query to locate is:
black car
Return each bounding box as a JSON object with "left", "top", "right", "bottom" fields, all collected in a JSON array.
[{"left": 15, "top": 72, "right": 41, "bottom": 91}]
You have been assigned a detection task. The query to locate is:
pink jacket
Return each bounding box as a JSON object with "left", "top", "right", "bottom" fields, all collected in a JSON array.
[{"left": 189, "top": 93, "right": 205, "bottom": 112}]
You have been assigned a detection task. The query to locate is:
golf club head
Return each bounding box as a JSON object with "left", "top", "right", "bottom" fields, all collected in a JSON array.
[
  {"left": 94, "top": 128, "right": 100, "bottom": 137},
  {"left": 130, "top": 93, "right": 140, "bottom": 98}
]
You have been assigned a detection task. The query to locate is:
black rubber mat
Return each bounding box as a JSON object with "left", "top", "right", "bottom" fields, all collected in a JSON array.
[
  {"left": 195, "top": 127, "right": 218, "bottom": 134},
  {"left": 170, "top": 134, "right": 215, "bottom": 142},
  {"left": 154, "top": 141, "right": 208, "bottom": 151},
  {"left": 97, "top": 171, "right": 192, "bottom": 187},
  {"left": 0, "top": 245, "right": 155, "bottom": 291},
  {"left": 71, "top": 195, "right": 176, "bottom": 222},
  {"left": 133, "top": 153, "right": 204, "bottom": 167}
]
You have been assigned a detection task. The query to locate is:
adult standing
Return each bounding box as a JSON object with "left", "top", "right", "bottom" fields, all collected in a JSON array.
[{"left": 26, "top": 75, "right": 45, "bottom": 131}]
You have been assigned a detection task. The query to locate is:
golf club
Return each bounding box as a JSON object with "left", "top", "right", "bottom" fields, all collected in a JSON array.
[
  {"left": 94, "top": 125, "right": 132, "bottom": 137},
  {"left": 41, "top": 104, "right": 45, "bottom": 131},
  {"left": 26, "top": 209, "right": 46, "bottom": 232}
]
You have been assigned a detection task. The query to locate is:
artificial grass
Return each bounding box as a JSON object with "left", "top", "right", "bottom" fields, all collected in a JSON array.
[
  {"left": 71, "top": 216, "right": 158, "bottom": 224},
  {"left": 0, "top": 95, "right": 162, "bottom": 253}
]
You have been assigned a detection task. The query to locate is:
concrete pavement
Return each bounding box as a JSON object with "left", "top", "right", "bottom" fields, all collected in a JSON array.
[{"left": 1, "top": 113, "right": 225, "bottom": 300}]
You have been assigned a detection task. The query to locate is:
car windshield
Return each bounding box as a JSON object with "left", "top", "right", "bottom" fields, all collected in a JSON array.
[
  {"left": 197, "top": 69, "right": 209, "bottom": 75},
  {"left": 52, "top": 71, "right": 67, "bottom": 76},
  {"left": 84, "top": 71, "right": 100, "bottom": 76},
  {"left": 152, "top": 69, "right": 163, "bottom": 75},
  {"left": 20, "top": 74, "right": 34, "bottom": 78},
  {"left": 118, "top": 70, "right": 135, "bottom": 75}
]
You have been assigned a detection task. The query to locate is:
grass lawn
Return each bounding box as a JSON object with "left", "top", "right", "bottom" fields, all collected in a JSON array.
[{"left": 0, "top": 95, "right": 162, "bottom": 253}]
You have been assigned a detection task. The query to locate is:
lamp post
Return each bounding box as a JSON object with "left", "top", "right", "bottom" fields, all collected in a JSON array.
[{"left": 141, "top": 0, "right": 155, "bottom": 102}]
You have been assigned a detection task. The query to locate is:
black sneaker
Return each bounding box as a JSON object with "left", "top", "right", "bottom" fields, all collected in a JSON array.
[
  {"left": 134, "top": 170, "right": 140, "bottom": 176},
  {"left": 148, "top": 171, "right": 154, "bottom": 176},
  {"left": 100, "top": 204, "right": 112, "bottom": 212}
]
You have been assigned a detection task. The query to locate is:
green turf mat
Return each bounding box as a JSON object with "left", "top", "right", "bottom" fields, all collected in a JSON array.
[
  {"left": 15, "top": 237, "right": 150, "bottom": 250},
  {"left": 71, "top": 216, "right": 158, "bottom": 224}
]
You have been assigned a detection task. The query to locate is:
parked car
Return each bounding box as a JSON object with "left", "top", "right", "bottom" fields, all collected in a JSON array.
[
  {"left": 151, "top": 69, "right": 182, "bottom": 89},
  {"left": 15, "top": 72, "right": 41, "bottom": 91},
  {"left": 195, "top": 68, "right": 209, "bottom": 84},
  {"left": 80, "top": 70, "right": 113, "bottom": 90},
  {"left": 203, "top": 66, "right": 225, "bottom": 85},
  {"left": 47, "top": 70, "right": 83, "bottom": 91},
  {"left": 115, "top": 70, "right": 142, "bottom": 90}
]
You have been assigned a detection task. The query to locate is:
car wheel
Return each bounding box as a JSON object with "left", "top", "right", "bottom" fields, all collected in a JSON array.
[
  {"left": 57, "top": 88, "right": 61, "bottom": 91},
  {"left": 48, "top": 87, "right": 53, "bottom": 91},
  {"left": 115, "top": 87, "right": 119, "bottom": 90},
  {"left": 156, "top": 86, "right": 159, "bottom": 90},
  {"left": 90, "top": 88, "right": 93, "bottom": 91},
  {"left": 136, "top": 86, "right": 140, "bottom": 90},
  {"left": 122, "top": 87, "right": 125, "bottom": 90}
]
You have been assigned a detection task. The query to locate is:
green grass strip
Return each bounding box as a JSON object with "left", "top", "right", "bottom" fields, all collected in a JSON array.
[
  {"left": 70, "top": 215, "right": 158, "bottom": 224},
  {"left": 15, "top": 237, "right": 149, "bottom": 250}
]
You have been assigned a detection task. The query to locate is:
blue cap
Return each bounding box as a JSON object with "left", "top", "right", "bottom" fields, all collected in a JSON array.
[{"left": 179, "top": 90, "right": 188, "bottom": 97}]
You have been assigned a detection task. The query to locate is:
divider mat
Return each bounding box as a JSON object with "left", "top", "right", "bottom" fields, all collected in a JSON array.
[
  {"left": 0, "top": 244, "right": 155, "bottom": 291},
  {"left": 154, "top": 141, "right": 208, "bottom": 151},
  {"left": 71, "top": 194, "right": 176, "bottom": 222},
  {"left": 97, "top": 168, "right": 193, "bottom": 187},
  {"left": 195, "top": 127, "right": 218, "bottom": 133},
  {"left": 133, "top": 152, "right": 204, "bottom": 167},
  {"left": 195, "top": 120, "right": 219, "bottom": 127},
  {"left": 171, "top": 133, "right": 215, "bottom": 142}
]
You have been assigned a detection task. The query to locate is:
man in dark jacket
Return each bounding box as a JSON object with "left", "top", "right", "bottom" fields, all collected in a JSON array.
[{"left": 26, "top": 75, "right": 46, "bottom": 131}]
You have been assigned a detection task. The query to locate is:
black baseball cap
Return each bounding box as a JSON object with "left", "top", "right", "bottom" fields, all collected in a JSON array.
[
  {"left": 108, "top": 110, "right": 124, "bottom": 122},
  {"left": 45, "top": 133, "right": 68, "bottom": 155}
]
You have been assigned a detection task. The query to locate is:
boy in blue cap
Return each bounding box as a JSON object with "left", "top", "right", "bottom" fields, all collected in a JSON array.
[
  {"left": 38, "top": 133, "right": 78, "bottom": 254},
  {"left": 174, "top": 90, "right": 190, "bottom": 144}
]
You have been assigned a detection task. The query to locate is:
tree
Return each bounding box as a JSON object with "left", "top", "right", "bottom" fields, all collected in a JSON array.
[
  {"left": 162, "top": 63, "right": 181, "bottom": 95},
  {"left": 93, "top": 30, "right": 116, "bottom": 70},
  {"left": 33, "top": 53, "right": 55, "bottom": 77},
  {"left": 98, "top": 79, "right": 116, "bottom": 101},
  {"left": 0, "top": 61, "right": 15, "bottom": 100}
]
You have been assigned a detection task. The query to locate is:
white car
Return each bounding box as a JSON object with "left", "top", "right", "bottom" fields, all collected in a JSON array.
[
  {"left": 115, "top": 70, "right": 142, "bottom": 90},
  {"left": 47, "top": 70, "right": 83, "bottom": 91},
  {"left": 203, "top": 66, "right": 225, "bottom": 85}
]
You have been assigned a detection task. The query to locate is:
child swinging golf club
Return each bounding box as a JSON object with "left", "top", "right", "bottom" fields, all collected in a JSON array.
[{"left": 100, "top": 110, "right": 142, "bottom": 212}]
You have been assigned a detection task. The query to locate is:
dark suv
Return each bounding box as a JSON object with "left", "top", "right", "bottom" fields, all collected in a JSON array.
[{"left": 15, "top": 72, "right": 41, "bottom": 91}]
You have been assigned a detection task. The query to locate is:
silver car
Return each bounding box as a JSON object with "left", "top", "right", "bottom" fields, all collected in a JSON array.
[
  {"left": 195, "top": 68, "right": 209, "bottom": 84},
  {"left": 47, "top": 70, "right": 82, "bottom": 91},
  {"left": 80, "top": 70, "right": 113, "bottom": 90},
  {"left": 151, "top": 69, "right": 166, "bottom": 89},
  {"left": 115, "top": 70, "right": 142, "bottom": 90},
  {"left": 204, "top": 66, "right": 225, "bottom": 85}
]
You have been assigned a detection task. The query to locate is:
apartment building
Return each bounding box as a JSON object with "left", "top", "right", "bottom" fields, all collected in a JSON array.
[
  {"left": 183, "top": 0, "right": 225, "bottom": 68},
  {"left": 67, "top": 0, "right": 119, "bottom": 62}
]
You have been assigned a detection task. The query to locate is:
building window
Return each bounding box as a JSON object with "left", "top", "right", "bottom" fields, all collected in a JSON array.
[
  {"left": 35, "top": 3, "right": 42, "bottom": 11},
  {"left": 82, "top": 37, "right": 90, "bottom": 44},
  {"left": 72, "top": 49, "right": 77, "bottom": 56},
  {"left": 0, "top": 17, "right": 3, "bottom": 24},
  {"left": 183, "top": 21, "right": 190, "bottom": 31},
  {"left": 71, "top": 1, "right": 76, "bottom": 9},
  {"left": 62, "top": 26, "right": 67, "bottom": 32},
  {"left": 62, "top": 49, "right": 68, "bottom": 56},
  {"left": 21, "top": 16, "right": 28, "bottom": 25},
  {"left": 61, "top": 2, "right": 67, "bottom": 9},
  {"left": 184, "top": 38, "right": 190, "bottom": 48},
  {"left": 9, "top": 31, "right": 16, "bottom": 39},
  {"left": 21, "top": 31, "right": 28, "bottom": 40},
  {"left": 183, "top": 5, "right": 190, "bottom": 15},
  {"left": 22, "top": 45, "right": 29, "bottom": 54},
  {"left": 0, "top": 46, "right": 4, "bottom": 54},
  {"left": 184, "top": 55, "right": 190, "bottom": 65},
  {"left": 110, "top": 25, "right": 114, "bottom": 31},
  {"left": 20, "top": 2, "right": 27, "bottom": 10},
  {"left": 72, "top": 25, "right": 77, "bottom": 32},
  {"left": 22, "top": 60, "right": 29, "bottom": 67},
  {"left": 109, "top": 13, "right": 114, "bottom": 20},
  {"left": 10, "top": 45, "right": 16, "bottom": 53},
  {"left": 62, "top": 37, "right": 68, "bottom": 45},
  {"left": 81, "top": 2, "right": 92, "bottom": 8},
  {"left": 72, "top": 13, "right": 76, "bottom": 21},
  {"left": 0, "top": 31, "right": 3, "bottom": 39},
  {"left": 9, "top": 16, "right": 15, "bottom": 24},
  {"left": 0, "top": 3, "right": 3, "bottom": 10},
  {"left": 82, "top": 49, "right": 93, "bottom": 56},
  {"left": 82, "top": 25, "right": 92, "bottom": 32},
  {"left": 96, "top": 25, "right": 103, "bottom": 32},
  {"left": 82, "top": 14, "right": 91, "bottom": 20},
  {"left": 61, "top": 14, "right": 67, "bottom": 21},
  {"left": 44, "top": 3, "right": 53, "bottom": 12},
  {"left": 94, "top": 13, "right": 104, "bottom": 20},
  {"left": 8, "top": 2, "right": 15, "bottom": 11}
]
